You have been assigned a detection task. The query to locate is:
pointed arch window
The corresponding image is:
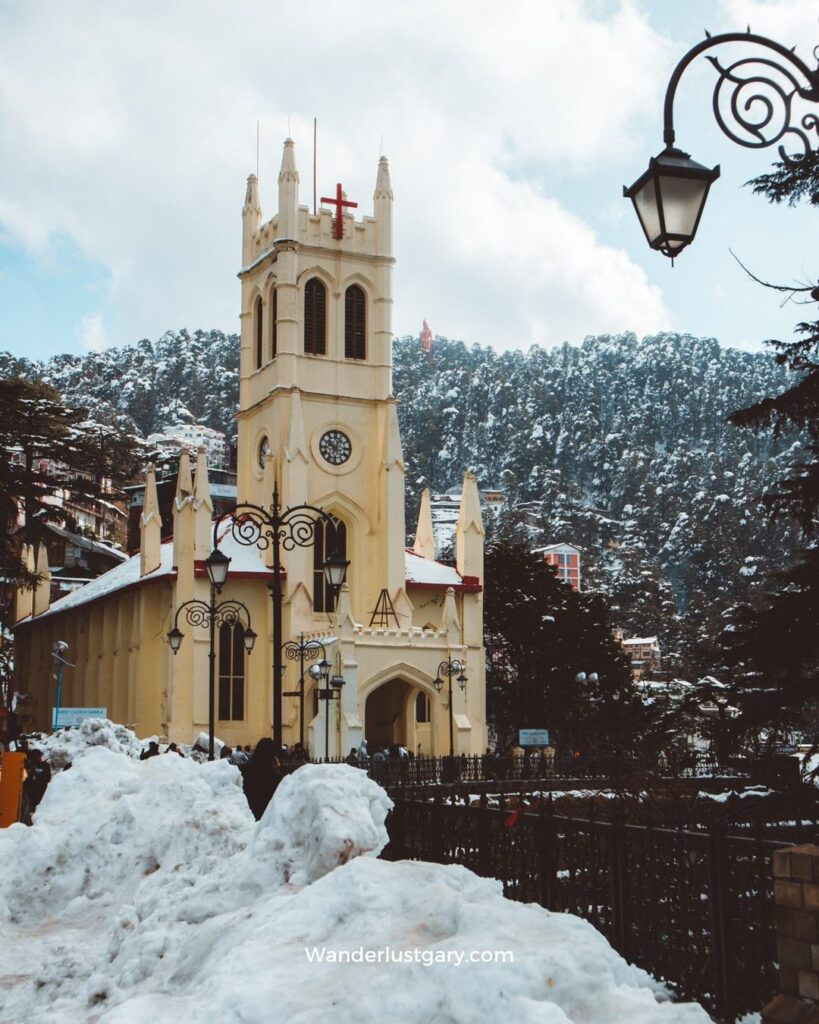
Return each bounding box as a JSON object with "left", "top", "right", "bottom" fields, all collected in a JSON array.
[
  {"left": 313, "top": 515, "right": 346, "bottom": 613},
  {"left": 254, "top": 295, "right": 263, "bottom": 369},
  {"left": 218, "top": 622, "right": 246, "bottom": 720},
  {"left": 415, "top": 691, "right": 430, "bottom": 723},
  {"left": 270, "top": 285, "right": 278, "bottom": 359},
  {"left": 344, "top": 284, "right": 366, "bottom": 360},
  {"left": 304, "top": 278, "right": 326, "bottom": 355}
]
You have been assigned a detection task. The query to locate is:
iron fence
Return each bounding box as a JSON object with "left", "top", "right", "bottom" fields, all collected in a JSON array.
[{"left": 383, "top": 792, "right": 788, "bottom": 1023}]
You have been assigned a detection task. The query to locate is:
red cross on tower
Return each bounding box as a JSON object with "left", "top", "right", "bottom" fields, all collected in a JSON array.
[{"left": 320, "top": 182, "right": 358, "bottom": 239}]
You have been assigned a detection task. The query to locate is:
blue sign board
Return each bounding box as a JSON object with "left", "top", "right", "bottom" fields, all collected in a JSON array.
[
  {"left": 518, "top": 729, "right": 550, "bottom": 747},
  {"left": 53, "top": 707, "right": 107, "bottom": 729}
]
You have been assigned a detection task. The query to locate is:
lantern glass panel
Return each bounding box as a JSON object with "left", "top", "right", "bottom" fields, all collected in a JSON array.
[
  {"left": 632, "top": 177, "right": 662, "bottom": 245},
  {"left": 657, "top": 173, "right": 709, "bottom": 241}
]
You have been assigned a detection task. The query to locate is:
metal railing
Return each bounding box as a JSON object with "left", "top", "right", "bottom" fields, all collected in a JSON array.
[{"left": 383, "top": 792, "right": 796, "bottom": 1023}]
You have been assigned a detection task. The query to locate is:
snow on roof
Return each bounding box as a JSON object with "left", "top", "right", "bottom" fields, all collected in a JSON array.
[
  {"left": 532, "top": 542, "right": 581, "bottom": 554},
  {"left": 622, "top": 636, "right": 659, "bottom": 646},
  {"left": 26, "top": 517, "right": 273, "bottom": 622},
  {"left": 44, "top": 523, "right": 128, "bottom": 561},
  {"left": 404, "top": 549, "right": 466, "bottom": 588},
  {"left": 29, "top": 542, "right": 175, "bottom": 621}
]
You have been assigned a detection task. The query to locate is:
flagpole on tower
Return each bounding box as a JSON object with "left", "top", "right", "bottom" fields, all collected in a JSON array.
[
  {"left": 313, "top": 117, "right": 317, "bottom": 215},
  {"left": 256, "top": 120, "right": 260, "bottom": 180}
]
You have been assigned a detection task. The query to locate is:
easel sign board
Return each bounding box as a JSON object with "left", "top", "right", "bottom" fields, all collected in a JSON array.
[
  {"left": 53, "top": 707, "right": 107, "bottom": 729},
  {"left": 518, "top": 729, "right": 550, "bottom": 747}
]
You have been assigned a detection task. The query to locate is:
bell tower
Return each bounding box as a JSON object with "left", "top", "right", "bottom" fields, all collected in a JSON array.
[{"left": 235, "top": 138, "right": 404, "bottom": 631}]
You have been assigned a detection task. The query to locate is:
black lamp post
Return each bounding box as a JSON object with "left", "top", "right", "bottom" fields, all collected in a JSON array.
[
  {"left": 168, "top": 547, "right": 256, "bottom": 762},
  {"left": 625, "top": 30, "right": 819, "bottom": 259},
  {"left": 434, "top": 656, "right": 467, "bottom": 757},
  {"left": 213, "top": 484, "right": 349, "bottom": 753},
  {"left": 315, "top": 662, "right": 344, "bottom": 761},
  {"left": 281, "top": 634, "right": 328, "bottom": 755}
]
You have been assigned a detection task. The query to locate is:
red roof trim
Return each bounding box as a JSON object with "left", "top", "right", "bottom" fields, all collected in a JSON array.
[
  {"left": 192, "top": 560, "right": 277, "bottom": 580},
  {"left": 406, "top": 580, "right": 482, "bottom": 594}
]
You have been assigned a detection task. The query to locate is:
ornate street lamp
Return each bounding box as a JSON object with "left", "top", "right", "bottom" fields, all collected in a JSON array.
[
  {"left": 167, "top": 591, "right": 255, "bottom": 761},
  {"left": 625, "top": 30, "right": 819, "bottom": 259},
  {"left": 282, "top": 634, "right": 328, "bottom": 755},
  {"left": 434, "top": 656, "right": 467, "bottom": 757},
  {"left": 315, "top": 661, "right": 344, "bottom": 761},
  {"left": 213, "top": 484, "right": 350, "bottom": 752}
]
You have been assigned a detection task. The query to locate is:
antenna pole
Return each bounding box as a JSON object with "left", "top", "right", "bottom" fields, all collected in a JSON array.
[
  {"left": 313, "top": 117, "right": 317, "bottom": 215},
  {"left": 256, "top": 120, "right": 260, "bottom": 180}
]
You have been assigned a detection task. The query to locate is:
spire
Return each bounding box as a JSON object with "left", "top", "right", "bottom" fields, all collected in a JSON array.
[
  {"left": 456, "top": 472, "right": 484, "bottom": 581},
  {"left": 32, "top": 542, "right": 51, "bottom": 617},
  {"left": 374, "top": 155, "right": 392, "bottom": 256},
  {"left": 440, "top": 585, "right": 461, "bottom": 642},
  {"left": 278, "top": 137, "right": 299, "bottom": 239},
  {"left": 413, "top": 488, "right": 435, "bottom": 561},
  {"left": 193, "top": 447, "right": 213, "bottom": 511},
  {"left": 242, "top": 173, "right": 261, "bottom": 265},
  {"left": 140, "top": 462, "right": 162, "bottom": 576},
  {"left": 374, "top": 155, "right": 392, "bottom": 200},
  {"left": 175, "top": 450, "right": 194, "bottom": 509},
  {"left": 278, "top": 137, "right": 299, "bottom": 185},
  {"left": 193, "top": 447, "right": 213, "bottom": 559},
  {"left": 244, "top": 172, "right": 260, "bottom": 210}
]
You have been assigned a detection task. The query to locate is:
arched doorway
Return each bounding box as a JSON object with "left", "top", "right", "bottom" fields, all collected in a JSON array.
[{"left": 364, "top": 677, "right": 434, "bottom": 754}]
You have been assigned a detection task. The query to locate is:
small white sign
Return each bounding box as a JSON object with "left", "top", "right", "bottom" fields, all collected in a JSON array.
[
  {"left": 53, "top": 707, "right": 107, "bottom": 729},
  {"left": 518, "top": 728, "right": 550, "bottom": 747}
]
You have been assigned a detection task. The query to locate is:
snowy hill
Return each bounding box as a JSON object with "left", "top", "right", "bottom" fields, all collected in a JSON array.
[{"left": 0, "top": 328, "right": 801, "bottom": 673}]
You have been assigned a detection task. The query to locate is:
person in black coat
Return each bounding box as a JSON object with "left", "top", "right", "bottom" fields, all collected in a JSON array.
[
  {"left": 240, "top": 737, "right": 283, "bottom": 821},
  {"left": 22, "top": 749, "right": 52, "bottom": 824}
]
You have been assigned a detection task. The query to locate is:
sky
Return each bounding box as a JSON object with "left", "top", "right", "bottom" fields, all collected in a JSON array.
[{"left": 0, "top": 0, "right": 817, "bottom": 361}]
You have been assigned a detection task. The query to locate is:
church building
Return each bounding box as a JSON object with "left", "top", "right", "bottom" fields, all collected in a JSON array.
[{"left": 13, "top": 139, "right": 487, "bottom": 757}]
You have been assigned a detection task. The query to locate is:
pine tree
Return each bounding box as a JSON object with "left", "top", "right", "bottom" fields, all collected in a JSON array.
[
  {"left": 723, "top": 155, "right": 819, "bottom": 738},
  {"left": 0, "top": 378, "right": 141, "bottom": 574},
  {"left": 483, "top": 539, "right": 638, "bottom": 757}
]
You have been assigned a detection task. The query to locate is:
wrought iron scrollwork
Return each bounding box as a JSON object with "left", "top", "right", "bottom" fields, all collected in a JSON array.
[
  {"left": 663, "top": 31, "right": 819, "bottom": 164},
  {"left": 707, "top": 53, "right": 819, "bottom": 161},
  {"left": 213, "top": 491, "right": 336, "bottom": 553},
  {"left": 174, "top": 598, "right": 251, "bottom": 632}
]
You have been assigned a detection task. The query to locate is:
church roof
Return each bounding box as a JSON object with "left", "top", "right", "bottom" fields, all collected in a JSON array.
[
  {"left": 22, "top": 518, "right": 275, "bottom": 623},
  {"left": 19, "top": 525, "right": 480, "bottom": 624}
]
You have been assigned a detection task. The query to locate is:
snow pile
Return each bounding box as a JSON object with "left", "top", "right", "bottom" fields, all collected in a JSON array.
[
  {"left": 246, "top": 762, "right": 392, "bottom": 886},
  {"left": 27, "top": 717, "right": 147, "bottom": 769},
  {"left": 0, "top": 747, "right": 250, "bottom": 923},
  {"left": 0, "top": 749, "right": 710, "bottom": 1024}
]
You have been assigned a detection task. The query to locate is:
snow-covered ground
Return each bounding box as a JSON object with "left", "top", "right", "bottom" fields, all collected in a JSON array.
[{"left": 0, "top": 731, "right": 711, "bottom": 1023}]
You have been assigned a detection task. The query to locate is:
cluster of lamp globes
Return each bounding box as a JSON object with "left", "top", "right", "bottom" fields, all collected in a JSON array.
[{"left": 166, "top": 546, "right": 349, "bottom": 657}]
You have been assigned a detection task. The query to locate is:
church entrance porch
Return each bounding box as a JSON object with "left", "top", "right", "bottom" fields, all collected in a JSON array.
[{"left": 364, "top": 677, "right": 432, "bottom": 755}]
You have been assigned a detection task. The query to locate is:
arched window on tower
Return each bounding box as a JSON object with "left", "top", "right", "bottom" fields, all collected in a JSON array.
[
  {"left": 270, "top": 285, "right": 277, "bottom": 359},
  {"left": 218, "top": 622, "right": 246, "bottom": 720},
  {"left": 344, "top": 284, "right": 366, "bottom": 360},
  {"left": 313, "top": 515, "right": 346, "bottom": 613},
  {"left": 304, "top": 278, "right": 326, "bottom": 355},
  {"left": 254, "top": 295, "right": 263, "bottom": 369}
]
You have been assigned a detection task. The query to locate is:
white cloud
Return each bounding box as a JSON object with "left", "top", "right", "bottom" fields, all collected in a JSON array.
[
  {"left": 76, "top": 313, "right": 107, "bottom": 352},
  {"left": 0, "top": 0, "right": 675, "bottom": 353}
]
